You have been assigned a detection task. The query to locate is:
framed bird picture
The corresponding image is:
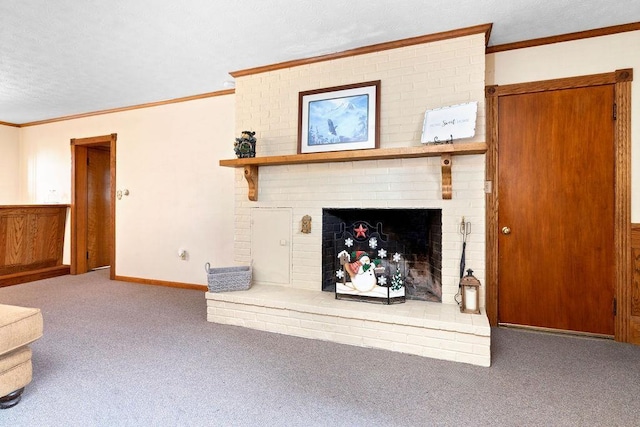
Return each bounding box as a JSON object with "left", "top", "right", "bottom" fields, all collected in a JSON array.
[{"left": 297, "top": 80, "right": 380, "bottom": 154}]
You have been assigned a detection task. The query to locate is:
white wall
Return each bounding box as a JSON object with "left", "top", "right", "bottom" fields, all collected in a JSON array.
[
  {"left": 486, "top": 30, "right": 640, "bottom": 222},
  {"left": 0, "top": 124, "right": 21, "bottom": 204},
  {"left": 17, "top": 95, "right": 236, "bottom": 285}
]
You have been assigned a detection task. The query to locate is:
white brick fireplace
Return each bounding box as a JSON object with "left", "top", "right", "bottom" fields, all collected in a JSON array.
[{"left": 207, "top": 28, "right": 491, "bottom": 366}]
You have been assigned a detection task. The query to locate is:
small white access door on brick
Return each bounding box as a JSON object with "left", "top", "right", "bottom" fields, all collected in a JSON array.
[{"left": 250, "top": 208, "right": 292, "bottom": 285}]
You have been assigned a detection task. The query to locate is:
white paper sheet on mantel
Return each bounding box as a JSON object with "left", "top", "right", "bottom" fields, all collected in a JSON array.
[{"left": 421, "top": 102, "right": 477, "bottom": 144}]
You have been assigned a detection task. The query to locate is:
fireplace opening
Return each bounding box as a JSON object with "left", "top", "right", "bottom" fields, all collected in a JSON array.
[{"left": 322, "top": 208, "right": 442, "bottom": 302}]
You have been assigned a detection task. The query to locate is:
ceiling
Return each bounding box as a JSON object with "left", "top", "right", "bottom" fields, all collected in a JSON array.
[{"left": 1, "top": 0, "right": 639, "bottom": 125}]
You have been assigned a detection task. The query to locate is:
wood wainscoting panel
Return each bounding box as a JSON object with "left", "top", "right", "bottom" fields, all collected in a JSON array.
[
  {"left": 631, "top": 224, "right": 640, "bottom": 343},
  {"left": 0, "top": 205, "right": 68, "bottom": 274},
  {"left": 0, "top": 205, "right": 69, "bottom": 282}
]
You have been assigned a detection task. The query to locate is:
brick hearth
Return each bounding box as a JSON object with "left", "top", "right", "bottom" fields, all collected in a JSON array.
[{"left": 206, "top": 285, "right": 491, "bottom": 366}]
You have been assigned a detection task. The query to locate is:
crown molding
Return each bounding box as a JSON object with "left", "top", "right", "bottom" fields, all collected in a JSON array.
[
  {"left": 14, "top": 89, "right": 235, "bottom": 127},
  {"left": 230, "top": 23, "right": 493, "bottom": 78},
  {"left": 0, "top": 120, "right": 20, "bottom": 127},
  {"left": 486, "top": 22, "right": 640, "bottom": 54}
]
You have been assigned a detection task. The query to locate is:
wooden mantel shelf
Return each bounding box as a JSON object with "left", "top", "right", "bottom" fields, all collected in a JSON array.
[{"left": 219, "top": 142, "right": 487, "bottom": 201}]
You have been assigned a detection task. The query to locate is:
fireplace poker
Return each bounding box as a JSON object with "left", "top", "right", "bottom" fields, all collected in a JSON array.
[
  {"left": 455, "top": 217, "right": 471, "bottom": 306},
  {"left": 459, "top": 217, "right": 470, "bottom": 279}
]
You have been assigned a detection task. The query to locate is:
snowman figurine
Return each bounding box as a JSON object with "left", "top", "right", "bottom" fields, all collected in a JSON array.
[{"left": 346, "top": 251, "right": 380, "bottom": 293}]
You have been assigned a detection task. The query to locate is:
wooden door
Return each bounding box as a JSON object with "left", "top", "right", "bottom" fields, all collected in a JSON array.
[
  {"left": 497, "top": 85, "right": 615, "bottom": 335},
  {"left": 86, "top": 147, "right": 111, "bottom": 270}
]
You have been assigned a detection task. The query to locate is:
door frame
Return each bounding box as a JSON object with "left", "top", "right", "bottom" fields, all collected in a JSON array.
[
  {"left": 70, "top": 133, "right": 117, "bottom": 279},
  {"left": 485, "top": 69, "right": 633, "bottom": 341}
]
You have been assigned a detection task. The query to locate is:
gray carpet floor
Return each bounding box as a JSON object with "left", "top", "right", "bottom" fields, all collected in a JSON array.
[{"left": 1, "top": 269, "right": 640, "bottom": 426}]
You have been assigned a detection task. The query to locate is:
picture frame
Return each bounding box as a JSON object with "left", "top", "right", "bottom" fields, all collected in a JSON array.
[{"left": 298, "top": 80, "right": 380, "bottom": 154}]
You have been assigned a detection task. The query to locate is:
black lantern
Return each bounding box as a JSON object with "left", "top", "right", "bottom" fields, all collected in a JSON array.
[{"left": 460, "top": 269, "right": 481, "bottom": 314}]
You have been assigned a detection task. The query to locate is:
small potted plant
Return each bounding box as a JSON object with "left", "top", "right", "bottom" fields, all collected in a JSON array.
[{"left": 234, "top": 131, "right": 257, "bottom": 158}]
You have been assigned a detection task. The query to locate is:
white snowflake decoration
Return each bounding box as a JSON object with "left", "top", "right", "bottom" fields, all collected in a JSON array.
[
  {"left": 377, "top": 248, "right": 387, "bottom": 259},
  {"left": 369, "top": 237, "right": 378, "bottom": 249},
  {"left": 378, "top": 276, "right": 388, "bottom": 286},
  {"left": 335, "top": 270, "right": 344, "bottom": 279},
  {"left": 393, "top": 252, "right": 402, "bottom": 263},
  {"left": 345, "top": 238, "right": 354, "bottom": 247}
]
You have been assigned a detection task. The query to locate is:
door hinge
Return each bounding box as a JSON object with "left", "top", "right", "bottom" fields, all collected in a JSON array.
[
  {"left": 613, "top": 297, "right": 617, "bottom": 316},
  {"left": 613, "top": 103, "right": 617, "bottom": 120}
]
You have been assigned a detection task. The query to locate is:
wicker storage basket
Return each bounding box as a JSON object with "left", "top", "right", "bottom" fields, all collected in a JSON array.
[{"left": 205, "top": 263, "right": 252, "bottom": 292}]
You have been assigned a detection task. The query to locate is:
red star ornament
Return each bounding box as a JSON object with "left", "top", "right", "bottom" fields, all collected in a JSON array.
[{"left": 354, "top": 224, "right": 368, "bottom": 238}]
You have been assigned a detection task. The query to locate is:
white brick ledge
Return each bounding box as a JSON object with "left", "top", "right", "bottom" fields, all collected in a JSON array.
[{"left": 206, "top": 284, "right": 491, "bottom": 366}]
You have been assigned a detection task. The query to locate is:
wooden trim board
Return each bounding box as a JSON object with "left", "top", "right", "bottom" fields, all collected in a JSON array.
[
  {"left": 0, "top": 265, "right": 70, "bottom": 288},
  {"left": 487, "top": 22, "right": 640, "bottom": 54},
  {"left": 231, "top": 24, "right": 492, "bottom": 78},
  {"left": 115, "top": 275, "right": 207, "bottom": 292}
]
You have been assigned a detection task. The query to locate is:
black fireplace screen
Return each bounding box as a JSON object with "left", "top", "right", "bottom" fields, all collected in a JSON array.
[{"left": 322, "top": 208, "right": 442, "bottom": 302}]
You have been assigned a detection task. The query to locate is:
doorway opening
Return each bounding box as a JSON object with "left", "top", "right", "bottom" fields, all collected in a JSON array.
[{"left": 70, "top": 134, "right": 117, "bottom": 279}]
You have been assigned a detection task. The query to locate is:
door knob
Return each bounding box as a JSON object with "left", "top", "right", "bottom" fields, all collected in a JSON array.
[{"left": 501, "top": 226, "right": 511, "bottom": 235}]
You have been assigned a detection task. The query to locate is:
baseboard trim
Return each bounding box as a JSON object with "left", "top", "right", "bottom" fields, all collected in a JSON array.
[
  {"left": 114, "top": 275, "right": 207, "bottom": 291},
  {"left": 0, "top": 265, "right": 70, "bottom": 287}
]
